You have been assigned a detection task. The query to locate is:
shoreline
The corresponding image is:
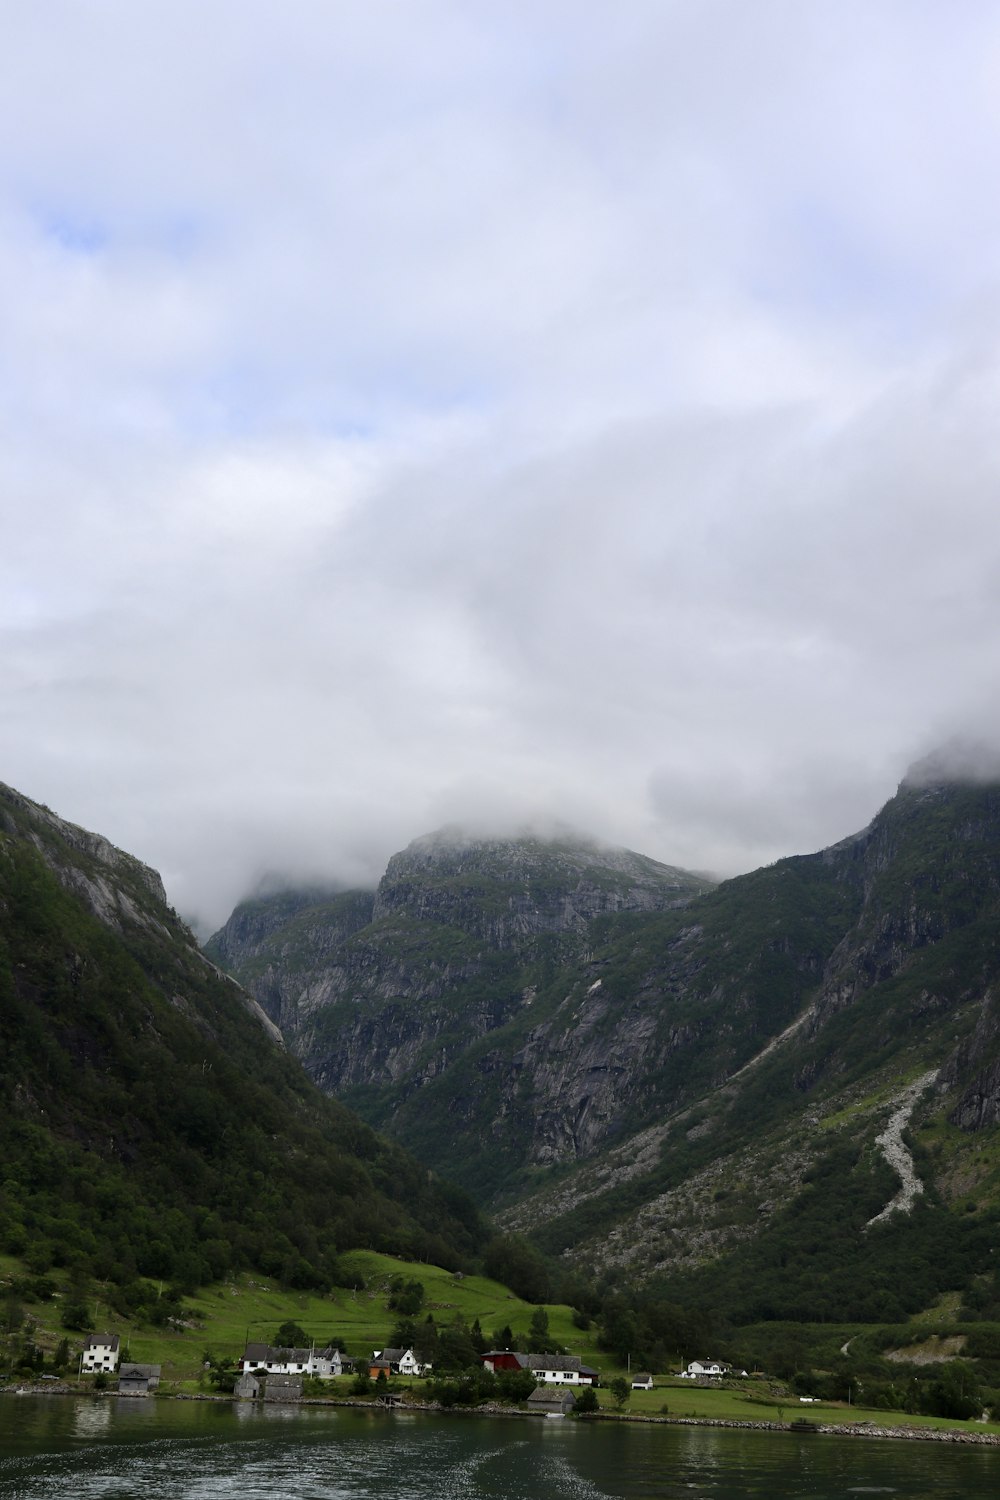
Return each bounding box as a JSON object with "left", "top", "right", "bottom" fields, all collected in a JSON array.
[{"left": 4, "top": 1384, "right": 1000, "bottom": 1446}]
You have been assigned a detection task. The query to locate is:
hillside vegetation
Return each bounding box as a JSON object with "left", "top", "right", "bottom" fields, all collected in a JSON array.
[{"left": 0, "top": 783, "right": 486, "bottom": 1323}]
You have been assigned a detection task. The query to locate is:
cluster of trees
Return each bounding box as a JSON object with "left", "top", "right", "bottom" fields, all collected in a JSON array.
[{"left": 1, "top": 1290, "right": 78, "bottom": 1380}]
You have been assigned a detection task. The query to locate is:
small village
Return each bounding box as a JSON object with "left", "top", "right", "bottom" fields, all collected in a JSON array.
[{"left": 65, "top": 1329, "right": 742, "bottom": 1419}]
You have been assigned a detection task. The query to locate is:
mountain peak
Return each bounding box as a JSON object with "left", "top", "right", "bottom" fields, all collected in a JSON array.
[{"left": 902, "top": 738, "right": 1000, "bottom": 791}]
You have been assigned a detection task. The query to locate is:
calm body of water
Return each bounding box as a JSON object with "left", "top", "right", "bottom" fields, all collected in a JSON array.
[{"left": 1, "top": 1397, "right": 998, "bottom": 1499}]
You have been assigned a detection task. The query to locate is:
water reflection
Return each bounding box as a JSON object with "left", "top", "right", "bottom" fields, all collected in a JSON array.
[
  {"left": 72, "top": 1402, "right": 111, "bottom": 1439},
  {"left": 0, "top": 1397, "right": 997, "bottom": 1500}
]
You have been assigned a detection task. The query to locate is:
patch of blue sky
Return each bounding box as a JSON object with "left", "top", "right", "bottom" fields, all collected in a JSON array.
[
  {"left": 36, "top": 204, "right": 205, "bottom": 261},
  {"left": 189, "top": 358, "right": 493, "bottom": 443},
  {"left": 750, "top": 194, "right": 945, "bottom": 349},
  {"left": 41, "top": 211, "right": 109, "bottom": 256}
]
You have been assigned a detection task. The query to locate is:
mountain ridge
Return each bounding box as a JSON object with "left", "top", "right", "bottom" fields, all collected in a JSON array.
[{"left": 208, "top": 769, "right": 1000, "bottom": 1323}]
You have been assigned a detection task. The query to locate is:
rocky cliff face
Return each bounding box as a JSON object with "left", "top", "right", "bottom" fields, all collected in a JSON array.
[
  {"left": 0, "top": 782, "right": 169, "bottom": 929},
  {"left": 208, "top": 772, "right": 1000, "bottom": 1299},
  {"left": 206, "top": 828, "right": 714, "bottom": 1192}
]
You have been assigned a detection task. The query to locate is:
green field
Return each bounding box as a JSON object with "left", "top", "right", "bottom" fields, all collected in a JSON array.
[
  {"left": 597, "top": 1378, "right": 1000, "bottom": 1435},
  {"left": 7, "top": 1252, "right": 604, "bottom": 1388}
]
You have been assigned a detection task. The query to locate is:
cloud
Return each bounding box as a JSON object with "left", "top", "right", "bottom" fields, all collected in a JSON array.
[{"left": 3, "top": 3, "right": 1000, "bottom": 927}]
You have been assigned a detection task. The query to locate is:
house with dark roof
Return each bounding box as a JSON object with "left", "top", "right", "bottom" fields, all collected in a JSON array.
[
  {"left": 116, "top": 1363, "right": 161, "bottom": 1396},
  {"left": 82, "top": 1334, "right": 120, "bottom": 1373},
  {"left": 527, "top": 1387, "right": 575, "bottom": 1417},
  {"left": 240, "top": 1343, "right": 346, "bottom": 1378},
  {"left": 369, "top": 1347, "right": 431, "bottom": 1378}
]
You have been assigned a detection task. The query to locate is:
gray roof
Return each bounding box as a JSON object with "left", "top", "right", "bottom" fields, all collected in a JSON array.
[
  {"left": 264, "top": 1374, "right": 302, "bottom": 1402},
  {"left": 528, "top": 1388, "right": 574, "bottom": 1409},
  {"left": 119, "top": 1364, "right": 161, "bottom": 1379},
  {"left": 243, "top": 1343, "right": 328, "bottom": 1364},
  {"left": 84, "top": 1333, "right": 120, "bottom": 1351},
  {"left": 525, "top": 1354, "right": 598, "bottom": 1374}
]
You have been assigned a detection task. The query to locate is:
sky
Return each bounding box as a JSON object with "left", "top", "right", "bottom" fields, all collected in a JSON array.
[{"left": 4, "top": 1, "right": 1000, "bottom": 931}]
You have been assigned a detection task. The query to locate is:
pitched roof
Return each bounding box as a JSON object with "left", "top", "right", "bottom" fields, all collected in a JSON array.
[
  {"left": 242, "top": 1343, "right": 317, "bottom": 1364},
  {"left": 84, "top": 1333, "right": 120, "bottom": 1351},
  {"left": 119, "top": 1364, "right": 161, "bottom": 1379},
  {"left": 527, "top": 1388, "right": 574, "bottom": 1408},
  {"left": 524, "top": 1354, "right": 586, "bottom": 1373}
]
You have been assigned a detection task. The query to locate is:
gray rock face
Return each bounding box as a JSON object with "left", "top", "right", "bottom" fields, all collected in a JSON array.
[
  {"left": 375, "top": 828, "right": 702, "bottom": 937},
  {"left": 206, "top": 827, "right": 715, "bottom": 1192},
  {"left": 0, "top": 780, "right": 279, "bottom": 1043},
  {"left": 208, "top": 773, "right": 1000, "bottom": 1260},
  {"left": 0, "top": 781, "right": 168, "bottom": 930},
  {"left": 943, "top": 992, "right": 1000, "bottom": 1131}
]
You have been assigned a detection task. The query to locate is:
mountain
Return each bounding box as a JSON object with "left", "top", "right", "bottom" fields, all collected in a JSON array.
[
  {"left": 0, "top": 782, "right": 486, "bottom": 1306},
  {"left": 205, "top": 828, "right": 713, "bottom": 1198},
  {"left": 209, "top": 773, "right": 1000, "bottom": 1325}
]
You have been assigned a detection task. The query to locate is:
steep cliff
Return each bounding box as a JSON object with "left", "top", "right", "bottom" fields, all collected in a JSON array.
[
  {"left": 208, "top": 770, "right": 1000, "bottom": 1318},
  {"left": 206, "top": 829, "right": 714, "bottom": 1194}
]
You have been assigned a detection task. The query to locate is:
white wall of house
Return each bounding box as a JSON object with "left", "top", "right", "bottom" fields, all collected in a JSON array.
[
  {"left": 82, "top": 1342, "right": 119, "bottom": 1372},
  {"left": 240, "top": 1350, "right": 344, "bottom": 1379}
]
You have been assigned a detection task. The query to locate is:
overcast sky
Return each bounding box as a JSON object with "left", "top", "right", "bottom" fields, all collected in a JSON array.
[{"left": 4, "top": 1, "right": 1000, "bottom": 931}]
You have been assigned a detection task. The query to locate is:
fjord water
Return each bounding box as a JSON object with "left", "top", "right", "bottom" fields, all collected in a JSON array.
[{"left": 1, "top": 1398, "right": 998, "bottom": 1499}]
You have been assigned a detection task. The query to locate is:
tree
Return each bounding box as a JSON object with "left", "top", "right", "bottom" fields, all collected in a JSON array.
[
  {"left": 275, "top": 1320, "right": 309, "bottom": 1347},
  {"left": 496, "top": 1369, "right": 536, "bottom": 1403},
  {"left": 413, "top": 1315, "right": 439, "bottom": 1365},
  {"left": 528, "top": 1307, "right": 549, "bottom": 1352},
  {"left": 610, "top": 1377, "right": 630, "bottom": 1410},
  {"left": 202, "top": 1352, "right": 237, "bottom": 1393},
  {"left": 387, "top": 1277, "right": 424, "bottom": 1316},
  {"left": 61, "top": 1267, "right": 93, "bottom": 1332},
  {"left": 483, "top": 1235, "right": 550, "bottom": 1304},
  {"left": 2, "top": 1291, "right": 23, "bottom": 1337},
  {"left": 60, "top": 1297, "right": 92, "bottom": 1331},
  {"left": 436, "top": 1317, "right": 478, "bottom": 1373},
  {"left": 574, "top": 1386, "right": 599, "bottom": 1414}
]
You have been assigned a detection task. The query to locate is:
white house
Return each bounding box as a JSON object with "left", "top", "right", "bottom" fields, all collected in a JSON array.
[
  {"left": 631, "top": 1373, "right": 653, "bottom": 1390},
  {"left": 82, "top": 1333, "right": 120, "bottom": 1373},
  {"left": 241, "top": 1343, "right": 346, "bottom": 1378},
  {"left": 370, "top": 1347, "right": 432, "bottom": 1377},
  {"left": 680, "top": 1359, "right": 735, "bottom": 1379}
]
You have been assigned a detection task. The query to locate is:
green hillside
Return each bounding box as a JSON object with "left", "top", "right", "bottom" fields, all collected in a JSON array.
[{"left": 0, "top": 783, "right": 486, "bottom": 1324}]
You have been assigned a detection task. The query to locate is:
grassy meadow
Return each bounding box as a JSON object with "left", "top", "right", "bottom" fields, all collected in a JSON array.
[{"left": 7, "top": 1250, "right": 604, "bottom": 1388}]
